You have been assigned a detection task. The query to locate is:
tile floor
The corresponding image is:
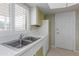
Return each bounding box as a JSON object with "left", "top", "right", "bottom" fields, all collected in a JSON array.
[{"left": 47, "top": 48, "right": 79, "bottom": 56}]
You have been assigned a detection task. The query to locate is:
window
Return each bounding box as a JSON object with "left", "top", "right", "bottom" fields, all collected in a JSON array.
[
  {"left": 0, "top": 3, "right": 29, "bottom": 31},
  {"left": 0, "top": 3, "right": 9, "bottom": 31},
  {"left": 15, "top": 4, "right": 26, "bottom": 31}
]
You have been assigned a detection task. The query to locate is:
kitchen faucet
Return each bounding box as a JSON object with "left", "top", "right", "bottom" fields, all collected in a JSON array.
[{"left": 19, "top": 33, "right": 24, "bottom": 46}]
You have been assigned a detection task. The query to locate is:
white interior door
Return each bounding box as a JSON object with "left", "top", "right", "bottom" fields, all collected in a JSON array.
[{"left": 55, "top": 12, "right": 75, "bottom": 50}]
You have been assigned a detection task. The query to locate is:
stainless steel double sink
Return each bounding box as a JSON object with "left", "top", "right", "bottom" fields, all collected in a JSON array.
[{"left": 2, "top": 37, "right": 40, "bottom": 49}]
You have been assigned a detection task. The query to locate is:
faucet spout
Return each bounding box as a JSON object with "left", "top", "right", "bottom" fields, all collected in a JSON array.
[{"left": 19, "top": 33, "right": 24, "bottom": 47}]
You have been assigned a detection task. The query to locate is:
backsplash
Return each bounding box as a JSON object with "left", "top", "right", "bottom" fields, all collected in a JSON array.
[
  {"left": 30, "top": 20, "right": 49, "bottom": 36},
  {"left": 0, "top": 31, "right": 30, "bottom": 44},
  {"left": 0, "top": 20, "right": 48, "bottom": 44}
]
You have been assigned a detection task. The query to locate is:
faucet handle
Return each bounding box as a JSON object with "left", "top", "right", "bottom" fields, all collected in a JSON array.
[{"left": 20, "top": 33, "right": 24, "bottom": 36}]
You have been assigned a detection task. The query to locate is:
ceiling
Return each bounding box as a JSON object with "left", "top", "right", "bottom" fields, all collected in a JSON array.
[
  {"left": 26, "top": 3, "right": 79, "bottom": 14},
  {"left": 26, "top": 3, "right": 50, "bottom": 14}
]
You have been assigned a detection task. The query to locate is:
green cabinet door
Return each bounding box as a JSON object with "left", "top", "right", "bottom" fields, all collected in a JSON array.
[{"left": 34, "top": 47, "right": 44, "bottom": 56}]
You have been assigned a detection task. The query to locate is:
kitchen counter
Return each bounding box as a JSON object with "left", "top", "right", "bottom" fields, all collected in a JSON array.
[{"left": 0, "top": 35, "right": 47, "bottom": 56}]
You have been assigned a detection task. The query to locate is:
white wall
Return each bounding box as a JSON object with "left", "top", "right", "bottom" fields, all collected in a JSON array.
[{"left": 76, "top": 10, "right": 79, "bottom": 50}]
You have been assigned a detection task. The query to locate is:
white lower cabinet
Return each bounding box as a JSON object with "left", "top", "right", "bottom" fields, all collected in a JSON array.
[
  {"left": 18, "top": 36, "right": 49, "bottom": 56},
  {"left": 43, "top": 36, "right": 49, "bottom": 56}
]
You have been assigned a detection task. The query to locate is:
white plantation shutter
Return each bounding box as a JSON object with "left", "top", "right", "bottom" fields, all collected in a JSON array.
[
  {"left": 15, "top": 4, "right": 26, "bottom": 31},
  {"left": 0, "top": 3, "right": 9, "bottom": 16}
]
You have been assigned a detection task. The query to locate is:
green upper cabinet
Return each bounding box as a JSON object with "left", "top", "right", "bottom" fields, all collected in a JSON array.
[{"left": 31, "top": 6, "right": 44, "bottom": 26}]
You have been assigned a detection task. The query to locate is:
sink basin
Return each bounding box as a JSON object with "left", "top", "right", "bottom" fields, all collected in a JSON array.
[
  {"left": 2, "top": 40, "right": 31, "bottom": 49},
  {"left": 2, "top": 36, "right": 40, "bottom": 49},
  {"left": 23, "top": 37, "right": 40, "bottom": 42}
]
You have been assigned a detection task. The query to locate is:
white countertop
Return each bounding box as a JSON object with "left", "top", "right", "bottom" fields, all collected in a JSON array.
[{"left": 0, "top": 35, "right": 46, "bottom": 56}]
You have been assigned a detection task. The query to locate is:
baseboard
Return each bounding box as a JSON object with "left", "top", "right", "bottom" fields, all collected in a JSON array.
[
  {"left": 74, "top": 50, "right": 79, "bottom": 53},
  {"left": 74, "top": 49, "right": 79, "bottom": 53}
]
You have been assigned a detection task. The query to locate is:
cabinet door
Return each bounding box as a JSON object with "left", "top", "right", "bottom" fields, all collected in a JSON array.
[
  {"left": 37, "top": 8, "right": 44, "bottom": 25},
  {"left": 43, "top": 37, "right": 49, "bottom": 56},
  {"left": 31, "top": 7, "right": 44, "bottom": 26},
  {"left": 34, "top": 47, "right": 44, "bottom": 56}
]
